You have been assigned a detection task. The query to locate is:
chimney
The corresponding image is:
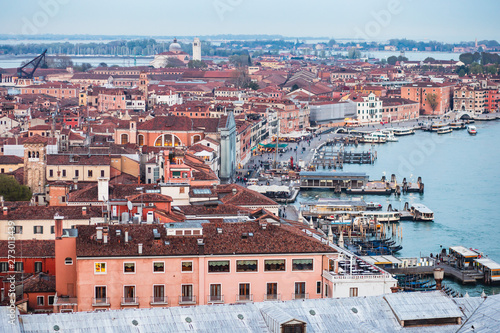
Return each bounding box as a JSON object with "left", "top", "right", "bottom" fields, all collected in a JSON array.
[
  {"left": 124, "top": 228, "right": 129, "bottom": 243},
  {"left": 82, "top": 207, "right": 87, "bottom": 216},
  {"left": 2, "top": 207, "right": 7, "bottom": 216},
  {"left": 96, "top": 227, "right": 103, "bottom": 241},
  {"left": 54, "top": 214, "right": 64, "bottom": 238},
  {"left": 103, "top": 228, "right": 108, "bottom": 244},
  {"left": 232, "top": 188, "right": 237, "bottom": 195},
  {"left": 98, "top": 178, "right": 109, "bottom": 202},
  {"left": 138, "top": 243, "right": 143, "bottom": 254},
  {"left": 197, "top": 238, "right": 205, "bottom": 255}
]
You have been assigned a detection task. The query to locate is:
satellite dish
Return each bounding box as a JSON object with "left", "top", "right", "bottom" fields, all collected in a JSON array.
[{"left": 127, "top": 201, "right": 133, "bottom": 210}]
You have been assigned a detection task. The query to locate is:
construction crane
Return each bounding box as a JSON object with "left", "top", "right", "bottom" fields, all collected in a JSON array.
[{"left": 17, "top": 49, "right": 47, "bottom": 79}]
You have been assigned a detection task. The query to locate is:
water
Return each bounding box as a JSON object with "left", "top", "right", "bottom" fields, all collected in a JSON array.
[
  {"left": 296, "top": 121, "right": 500, "bottom": 295},
  {"left": 0, "top": 55, "right": 154, "bottom": 68}
]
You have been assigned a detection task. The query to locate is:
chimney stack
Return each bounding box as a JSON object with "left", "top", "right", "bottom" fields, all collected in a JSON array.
[
  {"left": 138, "top": 243, "right": 143, "bottom": 254},
  {"left": 2, "top": 207, "right": 7, "bottom": 216},
  {"left": 82, "top": 207, "right": 87, "bottom": 216},
  {"left": 96, "top": 227, "right": 103, "bottom": 241},
  {"left": 98, "top": 178, "right": 109, "bottom": 202},
  {"left": 433, "top": 268, "right": 444, "bottom": 290},
  {"left": 124, "top": 228, "right": 129, "bottom": 243},
  {"left": 54, "top": 214, "right": 64, "bottom": 238},
  {"left": 197, "top": 238, "right": 205, "bottom": 255}
]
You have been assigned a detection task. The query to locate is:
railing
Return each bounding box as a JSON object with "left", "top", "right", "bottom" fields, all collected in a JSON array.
[
  {"left": 264, "top": 294, "right": 281, "bottom": 301},
  {"left": 150, "top": 296, "right": 168, "bottom": 305},
  {"left": 236, "top": 294, "right": 253, "bottom": 302},
  {"left": 323, "top": 270, "right": 393, "bottom": 282},
  {"left": 207, "top": 295, "right": 224, "bottom": 303},
  {"left": 92, "top": 297, "right": 110, "bottom": 306},
  {"left": 292, "top": 293, "right": 309, "bottom": 300},
  {"left": 121, "top": 297, "right": 139, "bottom": 305},
  {"left": 179, "top": 295, "right": 196, "bottom": 305},
  {"left": 54, "top": 296, "right": 78, "bottom": 305}
]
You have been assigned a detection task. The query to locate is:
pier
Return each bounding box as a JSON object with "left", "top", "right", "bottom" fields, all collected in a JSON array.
[{"left": 385, "top": 262, "right": 483, "bottom": 284}]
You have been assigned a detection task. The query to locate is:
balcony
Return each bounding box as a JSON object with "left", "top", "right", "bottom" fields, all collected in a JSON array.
[
  {"left": 292, "top": 293, "right": 309, "bottom": 300},
  {"left": 236, "top": 294, "right": 253, "bottom": 303},
  {"left": 150, "top": 296, "right": 168, "bottom": 305},
  {"left": 121, "top": 297, "right": 139, "bottom": 306},
  {"left": 264, "top": 294, "right": 281, "bottom": 301},
  {"left": 92, "top": 297, "right": 110, "bottom": 307},
  {"left": 178, "top": 295, "right": 197, "bottom": 305},
  {"left": 54, "top": 296, "right": 78, "bottom": 306},
  {"left": 207, "top": 295, "right": 224, "bottom": 304}
]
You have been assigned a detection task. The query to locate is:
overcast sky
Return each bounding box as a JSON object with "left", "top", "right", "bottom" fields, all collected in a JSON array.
[{"left": 1, "top": 0, "right": 498, "bottom": 42}]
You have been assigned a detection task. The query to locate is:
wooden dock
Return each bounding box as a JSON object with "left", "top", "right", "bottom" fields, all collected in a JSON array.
[{"left": 385, "top": 262, "right": 484, "bottom": 284}]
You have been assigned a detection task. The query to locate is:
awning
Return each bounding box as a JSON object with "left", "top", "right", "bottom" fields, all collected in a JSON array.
[
  {"left": 258, "top": 143, "right": 288, "bottom": 149},
  {"left": 265, "top": 259, "right": 285, "bottom": 264},
  {"left": 208, "top": 261, "right": 230, "bottom": 266}
]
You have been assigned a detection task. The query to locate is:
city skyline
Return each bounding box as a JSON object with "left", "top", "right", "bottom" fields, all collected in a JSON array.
[{"left": 0, "top": 0, "right": 499, "bottom": 43}]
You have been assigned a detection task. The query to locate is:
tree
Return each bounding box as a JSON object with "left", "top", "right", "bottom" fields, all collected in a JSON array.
[
  {"left": 459, "top": 53, "right": 475, "bottom": 65},
  {"left": 387, "top": 56, "right": 398, "bottom": 65},
  {"left": 188, "top": 60, "right": 207, "bottom": 69},
  {"left": 426, "top": 93, "right": 438, "bottom": 114},
  {"left": 0, "top": 174, "right": 32, "bottom": 201},
  {"left": 99, "top": 62, "right": 108, "bottom": 67},
  {"left": 424, "top": 57, "right": 435, "bottom": 62},
  {"left": 458, "top": 68, "right": 466, "bottom": 77},
  {"left": 347, "top": 47, "right": 361, "bottom": 59},
  {"left": 45, "top": 55, "right": 73, "bottom": 69},
  {"left": 247, "top": 81, "right": 259, "bottom": 90},
  {"left": 74, "top": 63, "right": 92, "bottom": 72}
]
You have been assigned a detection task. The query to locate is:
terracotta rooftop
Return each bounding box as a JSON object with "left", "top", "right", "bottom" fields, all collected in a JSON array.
[
  {"left": 0, "top": 240, "right": 54, "bottom": 258},
  {"left": 0, "top": 155, "right": 23, "bottom": 164},
  {"left": 75, "top": 221, "right": 335, "bottom": 257},
  {"left": 22, "top": 273, "right": 56, "bottom": 293},
  {"left": 0, "top": 206, "right": 102, "bottom": 220}
]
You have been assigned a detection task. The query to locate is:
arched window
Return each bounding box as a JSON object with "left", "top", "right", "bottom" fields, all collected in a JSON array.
[
  {"left": 28, "top": 151, "right": 31, "bottom": 158},
  {"left": 137, "top": 135, "right": 144, "bottom": 147},
  {"left": 154, "top": 134, "right": 183, "bottom": 147},
  {"left": 121, "top": 134, "right": 128, "bottom": 145},
  {"left": 36, "top": 151, "right": 39, "bottom": 158},
  {"left": 192, "top": 135, "right": 201, "bottom": 144}
]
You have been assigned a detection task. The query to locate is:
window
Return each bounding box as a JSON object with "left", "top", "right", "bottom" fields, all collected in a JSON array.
[
  {"left": 266, "top": 283, "right": 278, "bottom": 300},
  {"left": 179, "top": 187, "right": 185, "bottom": 194},
  {"left": 62, "top": 169, "right": 66, "bottom": 177},
  {"left": 237, "top": 260, "right": 258, "bottom": 272},
  {"left": 95, "top": 262, "right": 106, "bottom": 274},
  {"left": 48, "top": 295, "right": 55, "bottom": 305},
  {"left": 292, "top": 259, "right": 313, "bottom": 271},
  {"left": 208, "top": 260, "right": 230, "bottom": 273},
  {"left": 172, "top": 171, "right": 181, "bottom": 178},
  {"left": 100, "top": 170, "right": 105, "bottom": 177},
  {"left": 295, "top": 282, "right": 306, "bottom": 299},
  {"left": 0, "top": 262, "right": 8, "bottom": 272},
  {"left": 75, "top": 170, "right": 79, "bottom": 177},
  {"left": 147, "top": 167, "right": 151, "bottom": 174},
  {"left": 239, "top": 283, "right": 251, "bottom": 301},
  {"left": 264, "top": 259, "right": 285, "bottom": 271},
  {"left": 124, "top": 285, "right": 135, "bottom": 300},
  {"left": 49, "top": 169, "right": 53, "bottom": 177},
  {"left": 35, "top": 262, "right": 43, "bottom": 273},
  {"left": 33, "top": 226, "right": 43, "bottom": 234},
  {"left": 181, "top": 284, "right": 193, "bottom": 303},
  {"left": 349, "top": 287, "right": 358, "bottom": 297},
  {"left": 283, "top": 323, "right": 305, "bottom": 333},
  {"left": 325, "top": 284, "right": 329, "bottom": 297},
  {"left": 153, "top": 285, "right": 165, "bottom": 303},
  {"left": 124, "top": 262, "right": 135, "bottom": 273},
  {"left": 15, "top": 262, "right": 23, "bottom": 272},
  {"left": 95, "top": 286, "right": 107, "bottom": 303},
  {"left": 51, "top": 226, "right": 55, "bottom": 234},
  {"left": 209, "top": 284, "right": 222, "bottom": 302},
  {"left": 182, "top": 261, "right": 193, "bottom": 272},
  {"left": 316, "top": 281, "right": 321, "bottom": 294},
  {"left": 88, "top": 170, "right": 93, "bottom": 177},
  {"left": 37, "top": 296, "right": 44, "bottom": 306},
  {"left": 65, "top": 257, "right": 73, "bottom": 265},
  {"left": 153, "top": 262, "right": 164, "bottom": 272},
  {"left": 14, "top": 226, "right": 22, "bottom": 234}
]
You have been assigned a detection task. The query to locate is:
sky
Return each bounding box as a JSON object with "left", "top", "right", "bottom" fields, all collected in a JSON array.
[{"left": 0, "top": 0, "right": 498, "bottom": 43}]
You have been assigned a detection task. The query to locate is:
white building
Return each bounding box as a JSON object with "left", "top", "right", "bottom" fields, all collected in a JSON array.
[
  {"left": 149, "top": 90, "right": 183, "bottom": 106},
  {"left": 354, "top": 93, "right": 383, "bottom": 124},
  {"left": 192, "top": 37, "right": 201, "bottom": 61}
]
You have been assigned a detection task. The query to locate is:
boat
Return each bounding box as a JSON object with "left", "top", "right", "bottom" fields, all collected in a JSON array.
[
  {"left": 431, "top": 123, "right": 450, "bottom": 132},
  {"left": 437, "top": 126, "right": 452, "bottom": 134},
  {"left": 392, "top": 128, "right": 415, "bottom": 136},
  {"left": 450, "top": 121, "right": 466, "bottom": 129},
  {"left": 366, "top": 202, "right": 383, "bottom": 211},
  {"left": 360, "top": 133, "right": 387, "bottom": 143},
  {"left": 379, "top": 130, "right": 399, "bottom": 142},
  {"left": 361, "top": 211, "right": 400, "bottom": 223},
  {"left": 467, "top": 125, "right": 477, "bottom": 135},
  {"left": 410, "top": 204, "right": 434, "bottom": 221}
]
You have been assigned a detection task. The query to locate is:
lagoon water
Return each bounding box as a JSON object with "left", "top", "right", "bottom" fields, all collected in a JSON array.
[{"left": 296, "top": 121, "right": 500, "bottom": 295}]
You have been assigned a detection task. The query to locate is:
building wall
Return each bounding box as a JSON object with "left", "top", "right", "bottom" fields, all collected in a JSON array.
[
  {"left": 46, "top": 165, "right": 110, "bottom": 182},
  {"left": 0, "top": 218, "right": 94, "bottom": 240},
  {"left": 401, "top": 84, "right": 453, "bottom": 115},
  {"left": 23, "top": 143, "right": 47, "bottom": 194}
]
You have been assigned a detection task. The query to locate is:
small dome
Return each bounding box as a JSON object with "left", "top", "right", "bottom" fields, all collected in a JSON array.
[{"left": 169, "top": 38, "right": 182, "bottom": 52}]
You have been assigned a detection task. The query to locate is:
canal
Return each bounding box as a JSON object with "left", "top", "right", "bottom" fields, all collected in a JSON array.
[{"left": 295, "top": 121, "right": 500, "bottom": 295}]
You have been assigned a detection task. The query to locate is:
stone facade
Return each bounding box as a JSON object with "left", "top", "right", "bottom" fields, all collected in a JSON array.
[{"left": 23, "top": 137, "right": 47, "bottom": 195}]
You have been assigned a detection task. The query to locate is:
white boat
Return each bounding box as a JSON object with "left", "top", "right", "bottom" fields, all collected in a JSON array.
[
  {"left": 392, "top": 128, "right": 415, "bottom": 136},
  {"left": 380, "top": 130, "right": 399, "bottom": 142},
  {"left": 366, "top": 202, "right": 383, "bottom": 211},
  {"left": 410, "top": 204, "right": 434, "bottom": 221},
  {"left": 361, "top": 211, "right": 400, "bottom": 223},
  {"left": 437, "top": 126, "right": 452, "bottom": 134},
  {"left": 361, "top": 133, "right": 387, "bottom": 143},
  {"left": 467, "top": 125, "right": 477, "bottom": 135},
  {"left": 431, "top": 123, "right": 449, "bottom": 132},
  {"left": 450, "top": 121, "right": 465, "bottom": 129}
]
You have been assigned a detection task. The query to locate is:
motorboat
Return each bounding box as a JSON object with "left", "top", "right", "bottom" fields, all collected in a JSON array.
[
  {"left": 467, "top": 125, "right": 477, "bottom": 135},
  {"left": 437, "top": 126, "right": 452, "bottom": 134},
  {"left": 366, "top": 202, "right": 383, "bottom": 211},
  {"left": 410, "top": 204, "right": 434, "bottom": 221},
  {"left": 379, "top": 130, "right": 398, "bottom": 142},
  {"left": 392, "top": 128, "right": 415, "bottom": 136},
  {"left": 360, "top": 133, "right": 387, "bottom": 143}
]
